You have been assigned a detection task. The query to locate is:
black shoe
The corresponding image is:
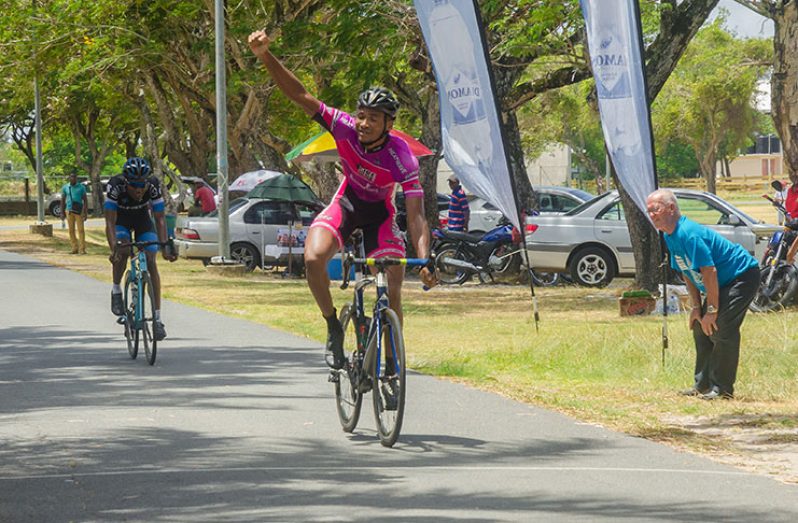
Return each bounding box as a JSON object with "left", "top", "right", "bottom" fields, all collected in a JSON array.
[
  {"left": 381, "top": 380, "right": 399, "bottom": 411},
  {"left": 679, "top": 387, "right": 710, "bottom": 397},
  {"left": 111, "top": 292, "right": 124, "bottom": 316},
  {"left": 153, "top": 321, "right": 167, "bottom": 341},
  {"left": 701, "top": 388, "right": 733, "bottom": 400},
  {"left": 324, "top": 316, "right": 345, "bottom": 370}
]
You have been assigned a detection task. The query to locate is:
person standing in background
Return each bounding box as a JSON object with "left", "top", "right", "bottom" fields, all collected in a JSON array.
[
  {"left": 60, "top": 172, "right": 88, "bottom": 254},
  {"left": 447, "top": 175, "right": 470, "bottom": 232}
]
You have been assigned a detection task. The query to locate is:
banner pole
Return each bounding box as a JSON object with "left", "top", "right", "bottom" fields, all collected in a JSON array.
[{"left": 469, "top": 0, "right": 539, "bottom": 330}]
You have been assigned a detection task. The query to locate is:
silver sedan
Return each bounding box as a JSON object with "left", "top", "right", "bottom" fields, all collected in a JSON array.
[
  {"left": 175, "top": 198, "right": 318, "bottom": 271},
  {"left": 524, "top": 189, "right": 779, "bottom": 287}
]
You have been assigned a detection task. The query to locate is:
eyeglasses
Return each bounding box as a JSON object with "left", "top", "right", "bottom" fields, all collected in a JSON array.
[{"left": 127, "top": 180, "right": 147, "bottom": 189}]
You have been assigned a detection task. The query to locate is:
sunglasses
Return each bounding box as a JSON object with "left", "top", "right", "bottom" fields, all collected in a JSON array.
[{"left": 127, "top": 180, "right": 147, "bottom": 189}]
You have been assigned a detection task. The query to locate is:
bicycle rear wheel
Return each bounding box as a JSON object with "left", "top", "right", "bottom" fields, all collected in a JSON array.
[
  {"left": 140, "top": 273, "right": 158, "bottom": 365},
  {"left": 371, "top": 308, "right": 406, "bottom": 448},
  {"left": 123, "top": 272, "right": 137, "bottom": 359},
  {"left": 334, "top": 304, "right": 363, "bottom": 432}
]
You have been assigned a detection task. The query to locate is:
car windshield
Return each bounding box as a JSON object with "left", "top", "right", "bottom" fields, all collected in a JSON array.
[
  {"left": 567, "top": 188, "right": 595, "bottom": 202},
  {"left": 714, "top": 198, "right": 759, "bottom": 223},
  {"left": 206, "top": 197, "right": 248, "bottom": 217},
  {"left": 563, "top": 193, "right": 608, "bottom": 216}
]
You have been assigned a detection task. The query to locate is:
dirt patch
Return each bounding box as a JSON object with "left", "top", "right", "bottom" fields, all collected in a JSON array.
[{"left": 665, "top": 413, "right": 798, "bottom": 484}]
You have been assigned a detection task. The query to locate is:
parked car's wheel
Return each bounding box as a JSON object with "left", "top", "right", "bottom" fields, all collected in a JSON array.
[
  {"left": 570, "top": 247, "right": 615, "bottom": 287},
  {"left": 230, "top": 242, "right": 260, "bottom": 272},
  {"left": 49, "top": 200, "right": 62, "bottom": 217}
]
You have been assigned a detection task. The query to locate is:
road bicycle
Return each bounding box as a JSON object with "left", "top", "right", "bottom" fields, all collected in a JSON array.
[
  {"left": 116, "top": 240, "right": 166, "bottom": 365},
  {"left": 330, "top": 242, "right": 429, "bottom": 447}
]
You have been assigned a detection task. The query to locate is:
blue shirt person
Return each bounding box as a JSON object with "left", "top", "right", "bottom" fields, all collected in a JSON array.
[
  {"left": 60, "top": 172, "right": 89, "bottom": 254},
  {"left": 647, "top": 189, "right": 760, "bottom": 400},
  {"left": 447, "top": 175, "right": 470, "bottom": 232}
]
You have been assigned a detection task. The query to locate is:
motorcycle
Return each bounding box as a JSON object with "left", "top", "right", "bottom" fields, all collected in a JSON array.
[
  {"left": 749, "top": 181, "right": 798, "bottom": 312},
  {"left": 432, "top": 219, "right": 523, "bottom": 285}
]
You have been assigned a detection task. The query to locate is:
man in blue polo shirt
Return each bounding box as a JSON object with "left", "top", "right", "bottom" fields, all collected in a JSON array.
[
  {"left": 447, "top": 175, "right": 470, "bottom": 232},
  {"left": 647, "top": 189, "right": 760, "bottom": 400}
]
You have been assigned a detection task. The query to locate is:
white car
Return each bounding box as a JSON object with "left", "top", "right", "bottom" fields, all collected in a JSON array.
[
  {"left": 439, "top": 186, "right": 594, "bottom": 233},
  {"left": 524, "top": 189, "right": 780, "bottom": 287},
  {"left": 175, "top": 198, "right": 320, "bottom": 271}
]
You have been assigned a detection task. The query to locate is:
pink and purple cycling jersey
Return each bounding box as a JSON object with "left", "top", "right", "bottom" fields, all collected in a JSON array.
[
  {"left": 318, "top": 102, "right": 423, "bottom": 202},
  {"left": 310, "top": 102, "right": 424, "bottom": 257}
]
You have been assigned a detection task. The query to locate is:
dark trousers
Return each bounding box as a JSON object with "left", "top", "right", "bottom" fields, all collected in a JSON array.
[{"left": 691, "top": 266, "right": 760, "bottom": 395}]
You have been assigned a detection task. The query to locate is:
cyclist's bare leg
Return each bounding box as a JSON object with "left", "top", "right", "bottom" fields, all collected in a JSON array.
[
  {"left": 146, "top": 251, "right": 161, "bottom": 310},
  {"left": 306, "top": 226, "right": 347, "bottom": 368},
  {"left": 304, "top": 227, "right": 339, "bottom": 317},
  {"left": 112, "top": 257, "right": 127, "bottom": 285},
  {"left": 386, "top": 264, "right": 404, "bottom": 325},
  {"left": 383, "top": 265, "right": 405, "bottom": 375}
]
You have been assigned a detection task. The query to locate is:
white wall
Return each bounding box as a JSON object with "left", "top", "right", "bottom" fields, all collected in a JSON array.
[{"left": 435, "top": 143, "right": 571, "bottom": 194}]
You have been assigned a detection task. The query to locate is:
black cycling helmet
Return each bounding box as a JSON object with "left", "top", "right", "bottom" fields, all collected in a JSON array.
[
  {"left": 122, "top": 157, "right": 151, "bottom": 181},
  {"left": 357, "top": 87, "right": 400, "bottom": 118}
]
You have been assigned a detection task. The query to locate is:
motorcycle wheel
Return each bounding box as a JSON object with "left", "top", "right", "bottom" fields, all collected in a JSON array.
[
  {"left": 434, "top": 245, "right": 471, "bottom": 285},
  {"left": 530, "top": 270, "right": 560, "bottom": 286},
  {"left": 750, "top": 262, "right": 798, "bottom": 312},
  {"left": 489, "top": 245, "right": 522, "bottom": 282}
]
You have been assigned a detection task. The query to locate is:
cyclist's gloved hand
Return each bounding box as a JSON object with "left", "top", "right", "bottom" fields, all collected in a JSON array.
[
  {"left": 419, "top": 265, "right": 438, "bottom": 289},
  {"left": 109, "top": 247, "right": 124, "bottom": 264},
  {"left": 162, "top": 240, "right": 178, "bottom": 262}
]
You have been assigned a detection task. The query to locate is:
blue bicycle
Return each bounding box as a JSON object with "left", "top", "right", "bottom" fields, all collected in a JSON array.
[
  {"left": 116, "top": 240, "right": 165, "bottom": 365},
  {"left": 332, "top": 247, "right": 429, "bottom": 447}
]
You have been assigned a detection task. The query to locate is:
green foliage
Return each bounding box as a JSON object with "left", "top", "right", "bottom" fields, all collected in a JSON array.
[{"left": 653, "top": 21, "right": 772, "bottom": 182}]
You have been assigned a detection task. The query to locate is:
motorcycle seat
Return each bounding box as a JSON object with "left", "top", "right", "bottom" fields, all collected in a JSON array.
[{"left": 438, "top": 230, "right": 484, "bottom": 243}]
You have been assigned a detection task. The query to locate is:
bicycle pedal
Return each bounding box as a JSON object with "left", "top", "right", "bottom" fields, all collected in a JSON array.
[
  {"left": 116, "top": 316, "right": 126, "bottom": 325},
  {"left": 328, "top": 372, "right": 340, "bottom": 383}
]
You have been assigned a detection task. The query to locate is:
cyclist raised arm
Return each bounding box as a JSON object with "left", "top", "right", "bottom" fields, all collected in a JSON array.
[
  {"left": 248, "top": 28, "right": 436, "bottom": 370},
  {"left": 104, "top": 157, "right": 177, "bottom": 341},
  {"left": 247, "top": 30, "right": 319, "bottom": 116}
]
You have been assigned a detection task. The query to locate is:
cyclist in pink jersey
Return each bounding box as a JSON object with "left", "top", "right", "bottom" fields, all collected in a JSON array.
[{"left": 248, "top": 29, "right": 437, "bottom": 369}]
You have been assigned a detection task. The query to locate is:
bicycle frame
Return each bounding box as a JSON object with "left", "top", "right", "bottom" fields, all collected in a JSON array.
[
  {"left": 342, "top": 255, "right": 427, "bottom": 382},
  {"left": 128, "top": 250, "right": 148, "bottom": 328},
  {"left": 349, "top": 270, "right": 398, "bottom": 382}
]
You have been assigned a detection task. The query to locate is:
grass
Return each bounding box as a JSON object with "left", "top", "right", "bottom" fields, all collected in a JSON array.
[{"left": 2, "top": 214, "right": 798, "bottom": 472}]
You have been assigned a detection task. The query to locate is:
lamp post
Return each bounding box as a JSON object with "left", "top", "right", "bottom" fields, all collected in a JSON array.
[
  {"left": 34, "top": 75, "right": 45, "bottom": 223},
  {"left": 214, "top": 0, "right": 230, "bottom": 258}
]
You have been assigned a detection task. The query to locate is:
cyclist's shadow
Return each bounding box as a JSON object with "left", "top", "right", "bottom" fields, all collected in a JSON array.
[{"left": 345, "top": 432, "right": 487, "bottom": 453}]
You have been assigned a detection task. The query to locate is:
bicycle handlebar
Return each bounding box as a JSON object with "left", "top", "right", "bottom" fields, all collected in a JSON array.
[{"left": 339, "top": 253, "right": 431, "bottom": 290}]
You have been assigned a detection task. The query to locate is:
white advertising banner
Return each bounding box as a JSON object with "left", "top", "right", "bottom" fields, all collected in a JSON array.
[
  {"left": 414, "top": 0, "right": 521, "bottom": 228},
  {"left": 580, "top": 0, "right": 657, "bottom": 214}
]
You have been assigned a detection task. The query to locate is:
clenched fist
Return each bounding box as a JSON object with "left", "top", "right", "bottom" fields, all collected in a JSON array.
[{"left": 248, "top": 30, "right": 270, "bottom": 59}]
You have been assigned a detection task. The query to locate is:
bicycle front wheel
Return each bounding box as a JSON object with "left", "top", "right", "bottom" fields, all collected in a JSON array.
[
  {"left": 371, "top": 308, "right": 406, "bottom": 448},
  {"left": 334, "top": 304, "right": 363, "bottom": 433},
  {"left": 140, "top": 273, "right": 158, "bottom": 365},
  {"left": 123, "top": 272, "right": 137, "bottom": 359}
]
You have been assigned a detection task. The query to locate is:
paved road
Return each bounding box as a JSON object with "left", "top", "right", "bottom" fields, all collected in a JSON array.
[{"left": 1, "top": 248, "right": 797, "bottom": 522}]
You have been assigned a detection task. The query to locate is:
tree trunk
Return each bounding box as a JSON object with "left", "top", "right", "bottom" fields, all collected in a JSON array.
[
  {"left": 612, "top": 165, "right": 661, "bottom": 291},
  {"left": 418, "top": 91, "right": 443, "bottom": 226},
  {"left": 771, "top": 2, "right": 798, "bottom": 180}
]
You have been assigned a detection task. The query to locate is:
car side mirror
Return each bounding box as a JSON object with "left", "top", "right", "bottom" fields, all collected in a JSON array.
[
  {"left": 728, "top": 214, "right": 743, "bottom": 226},
  {"left": 772, "top": 180, "right": 785, "bottom": 192}
]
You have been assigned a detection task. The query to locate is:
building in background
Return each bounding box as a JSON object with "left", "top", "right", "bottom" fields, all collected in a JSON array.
[
  {"left": 436, "top": 143, "right": 572, "bottom": 194},
  {"left": 719, "top": 134, "right": 783, "bottom": 179}
]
